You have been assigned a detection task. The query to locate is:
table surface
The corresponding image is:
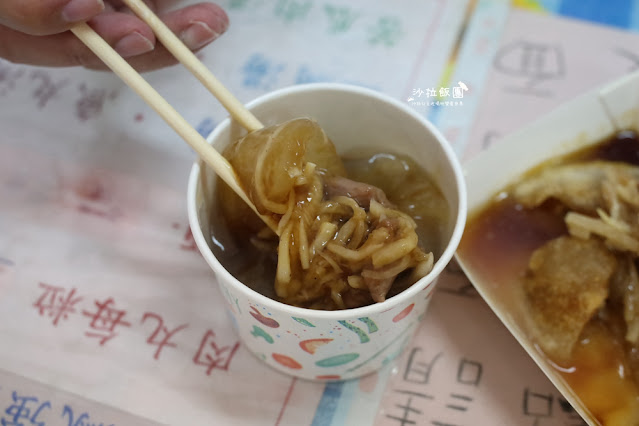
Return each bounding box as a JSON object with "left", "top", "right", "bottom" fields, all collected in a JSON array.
[{"left": 2, "top": 1, "right": 639, "bottom": 425}]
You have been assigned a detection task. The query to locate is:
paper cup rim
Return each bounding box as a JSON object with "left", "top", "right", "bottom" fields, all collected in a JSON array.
[{"left": 187, "top": 82, "right": 467, "bottom": 320}]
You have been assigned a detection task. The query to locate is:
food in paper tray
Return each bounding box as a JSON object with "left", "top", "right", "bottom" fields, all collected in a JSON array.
[
  {"left": 211, "top": 118, "right": 449, "bottom": 310},
  {"left": 459, "top": 130, "right": 639, "bottom": 425}
]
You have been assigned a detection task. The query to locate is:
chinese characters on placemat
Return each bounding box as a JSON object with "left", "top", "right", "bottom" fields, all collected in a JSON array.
[
  {"left": 0, "top": 369, "right": 160, "bottom": 426},
  {"left": 3, "top": 1, "right": 639, "bottom": 425},
  {"left": 463, "top": 8, "right": 639, "bottom": 159},
  {"left": 0, "top": 61, "right": 118, "bottom": 122},
  {"left": 0, "top": 0, "right": 479, "bottom": 425},
  {"left": 0, "top": 141, "right": 314, "bottom": 426},
  {"left": 375, "top": 266, "right": 587, "bottom": 426},
  {"left": 33, "top": 282, "right": 240, "bottom": 373},
  {"left": 374, "top": 6, "right": 639, "bottom": 426}
]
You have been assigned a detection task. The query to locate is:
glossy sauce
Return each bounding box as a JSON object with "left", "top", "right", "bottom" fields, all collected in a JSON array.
[
  {"left": 210, "top": 152, "right": 450, "bottom": 307},
  {"left": 458, "top": 130, "right": 639, "bottom": 425}
]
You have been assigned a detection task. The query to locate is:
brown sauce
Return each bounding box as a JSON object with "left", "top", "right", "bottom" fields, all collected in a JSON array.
[
  {"left": 210, "top": 151, "right": 449, "bottom": 309},
  {"left": 458, "top": 130, "right": 639, "bottom": 425}
]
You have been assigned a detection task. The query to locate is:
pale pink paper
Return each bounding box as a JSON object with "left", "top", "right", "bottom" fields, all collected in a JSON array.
[{"left": 3, "top": 3, "right": 638, "bottom": 426}]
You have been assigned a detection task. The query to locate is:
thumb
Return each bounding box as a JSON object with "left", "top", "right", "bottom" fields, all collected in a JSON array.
[{"left": 0, "top": 0, "right": 105, "bottom": 36}]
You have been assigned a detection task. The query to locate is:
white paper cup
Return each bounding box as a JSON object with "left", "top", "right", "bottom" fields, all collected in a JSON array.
[{"left": 187, "top": 83, "right": 466, "bottom": 381}]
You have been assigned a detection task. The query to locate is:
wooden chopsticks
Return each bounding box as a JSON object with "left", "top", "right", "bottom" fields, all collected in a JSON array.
[
  {"left": 118, "top": 0, "right": 262, "bottom": 133},
  {"left": 70, "top": 1, "right": 278, "bottom": 232}
]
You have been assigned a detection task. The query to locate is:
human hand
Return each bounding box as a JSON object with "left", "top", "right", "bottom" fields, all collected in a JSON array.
[{"left": 0, "top": 0, "right": 229, "bottom": 71}]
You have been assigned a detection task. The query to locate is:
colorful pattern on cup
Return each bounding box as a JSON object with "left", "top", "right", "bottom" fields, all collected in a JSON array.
[{"left": 217, "top": 277, "right": 437, "bottom": 381}]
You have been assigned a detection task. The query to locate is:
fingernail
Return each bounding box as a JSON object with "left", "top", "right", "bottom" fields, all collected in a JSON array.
[
  {"left": 114, "top": 32, "right": 155, "bottom": 58},
  {"left": 62, "top": 0, "right": 105, "bottom": 22},
  {"left": 213, "top": 9, "right": 230, "bottom": 33},
  {"left": 180, "top": 21, "right": 220, "bottom": 50}
]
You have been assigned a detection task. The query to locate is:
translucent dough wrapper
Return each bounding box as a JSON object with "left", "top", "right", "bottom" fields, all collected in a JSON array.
[{"left": 217, "top": 118, "right": 436, "bottom": 310}]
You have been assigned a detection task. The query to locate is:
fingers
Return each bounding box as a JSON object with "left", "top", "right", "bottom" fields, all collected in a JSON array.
[
  {"left": 0, "top": 0, "right": 105, "bottom": 35},
  {"left": 104, "top": 0, "right": 157, "bottom": 15},
  {"left": 0, "top": 2, "right": 229, "bottom": 72},
  {"left": 88, "top": 2, "right": 230, "bottom": 71},
  {"left": 90, "top": 11, "right": 156, "bottom": 57},
  {"left": 163, "top": 2, "right": 229, "bottom": 50},
  {"left": 0, "top": 11, "right": 156, "bottom": 67}
]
